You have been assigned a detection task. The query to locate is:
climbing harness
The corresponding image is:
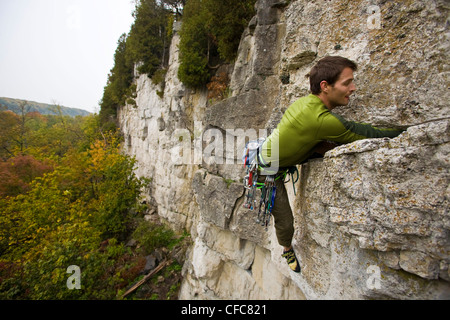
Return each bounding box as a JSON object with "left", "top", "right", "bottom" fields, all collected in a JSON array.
[{"left": 242, "top": 139, "right": 299, "bottom": 231}]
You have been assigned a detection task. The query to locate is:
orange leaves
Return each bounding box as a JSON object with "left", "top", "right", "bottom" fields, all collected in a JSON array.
[{"left": 0, "top": 155, "right": 54, "bottom": 197}]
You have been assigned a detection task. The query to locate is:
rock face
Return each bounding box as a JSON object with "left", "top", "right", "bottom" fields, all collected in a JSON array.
[{"left": 118, "top": 0, "right": 449, "bottom": 299}]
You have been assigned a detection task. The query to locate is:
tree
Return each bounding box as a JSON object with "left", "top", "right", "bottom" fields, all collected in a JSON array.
[
  {"left": 177, "top": 0, "right": 256, "bottom": 88},
  {"left": 161, "top": 0, "right": 185, "bottom": 17},
  {"left": 205, "top": 0, "right": 255, "bottom": 62},
  {"left": 177, "top": 0, "right": 213, "bottom": 88},
  {"left": 99, "top": 33, "right": 134, "bottom": 129},
  {"left": 0, "top": 155, "right": 53, "bottom": 197},
  {"left": 0, "top": 111, "right": 20, "bottom": 160},
  {"left": 126, "top": 0, "right": 172, "bottom": 75},
  {"left": 15, "top": 100, "right": 34, "bottom": 153},
  {"left": 99, "top": 0, "right": 175, "bottom": 128}
]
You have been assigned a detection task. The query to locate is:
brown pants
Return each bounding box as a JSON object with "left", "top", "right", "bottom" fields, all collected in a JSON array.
[
  {"left": 258, "top": 175, "right": 294, "bottom": 247},
  {"left": 256, "top": 143, "right": 334, "bottom": 247}
]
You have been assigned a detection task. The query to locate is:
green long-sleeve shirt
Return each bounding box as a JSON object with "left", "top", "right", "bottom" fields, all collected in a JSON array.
[{"left": 260, "top": 94, "right": 403, "bottom": 170}]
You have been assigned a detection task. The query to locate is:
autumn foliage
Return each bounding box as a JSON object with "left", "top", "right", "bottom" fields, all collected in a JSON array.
[
  {"left": 0, "top": 111, "right": 154, "bottom": 299},
  {"left": 0, "top": 155, "right": 53, "bottom": 197}
]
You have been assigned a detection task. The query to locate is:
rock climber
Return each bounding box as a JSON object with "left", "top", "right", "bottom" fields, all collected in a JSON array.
[{"left": 258, "top": 56, "right": 404, "bottom": 273}]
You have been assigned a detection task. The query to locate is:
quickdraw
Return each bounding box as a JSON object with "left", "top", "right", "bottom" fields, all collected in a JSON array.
[
  {"left": 243, "top": 161, "right": 258, "bottom": 210},
  {"left": 256, "top": 175, "right": 276, "bottom": 230},
  {"left": 242, "top": 139, "right": 262, "bottom": 210},
  {"left": 242, "top": 139, "right": 299, "bottom": 231},
  {"left": 243, "top": 167, "right": 276, "bottom": 230}
]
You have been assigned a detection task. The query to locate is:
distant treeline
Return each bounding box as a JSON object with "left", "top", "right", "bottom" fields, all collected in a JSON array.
[
  {"left": 99, "top": 0, "right": 255, "bottom": 128},
  {"left": 0, "top": 97, "right": 90, "bottom": 117}
]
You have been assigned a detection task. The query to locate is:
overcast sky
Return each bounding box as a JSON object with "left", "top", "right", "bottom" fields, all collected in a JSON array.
[{"left": 0, "top": 0, "right": 136, "bottom": 113}]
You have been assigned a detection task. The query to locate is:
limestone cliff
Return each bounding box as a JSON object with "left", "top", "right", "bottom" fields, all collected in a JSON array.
[{"left": 118, "top": 0, "right": 449, "bottom": 299}]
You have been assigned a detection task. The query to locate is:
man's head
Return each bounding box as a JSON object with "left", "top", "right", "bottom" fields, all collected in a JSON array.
[{"left": 308, "top": 56, "right": 357, "bottom": 110}]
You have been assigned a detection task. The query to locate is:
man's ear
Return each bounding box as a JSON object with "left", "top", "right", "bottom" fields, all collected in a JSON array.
[{"left": 320, "top": 80, "right": 329, "bottom": 93}]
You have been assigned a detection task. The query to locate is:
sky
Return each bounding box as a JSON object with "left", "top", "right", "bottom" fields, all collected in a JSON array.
[{"left": 0, "top": 0, "right": 136, "bottom": 113}]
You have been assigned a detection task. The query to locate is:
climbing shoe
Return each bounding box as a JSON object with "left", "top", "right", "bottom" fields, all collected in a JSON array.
[{"left": 282, "top": 248, "right": 301, "bottom": 273}]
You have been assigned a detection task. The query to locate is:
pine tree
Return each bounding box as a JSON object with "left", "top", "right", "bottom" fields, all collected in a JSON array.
[{"left": 177, "top": 0, "right": 255, "bottom": 88}]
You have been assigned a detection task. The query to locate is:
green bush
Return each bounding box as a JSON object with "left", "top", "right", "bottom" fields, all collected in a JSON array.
[{"left": 132, "top": 220, "right": 177, "bottom": 254}]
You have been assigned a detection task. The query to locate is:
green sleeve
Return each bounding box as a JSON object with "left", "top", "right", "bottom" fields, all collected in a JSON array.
[{"left": 318, "top": 112, "right": 405, "bottom": 144}]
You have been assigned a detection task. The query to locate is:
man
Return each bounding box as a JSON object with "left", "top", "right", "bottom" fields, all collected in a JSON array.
[{"left": 259, "top": 56, "right": 404, "bottom": 273}]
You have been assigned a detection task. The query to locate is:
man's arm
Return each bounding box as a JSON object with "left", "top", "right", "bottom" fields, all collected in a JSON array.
[{"left": 320, "top": 112, "right": 405, "bottom": 144}]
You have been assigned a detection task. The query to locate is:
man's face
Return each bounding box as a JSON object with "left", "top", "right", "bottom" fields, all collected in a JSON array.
[{"left": 323, "top": 67, "right": 356, "bottom": 109}]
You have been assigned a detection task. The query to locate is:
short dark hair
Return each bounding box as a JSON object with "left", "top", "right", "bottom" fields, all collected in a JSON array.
[{"left": 308, "top": 56, "right": 357, "bottom": 94}]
